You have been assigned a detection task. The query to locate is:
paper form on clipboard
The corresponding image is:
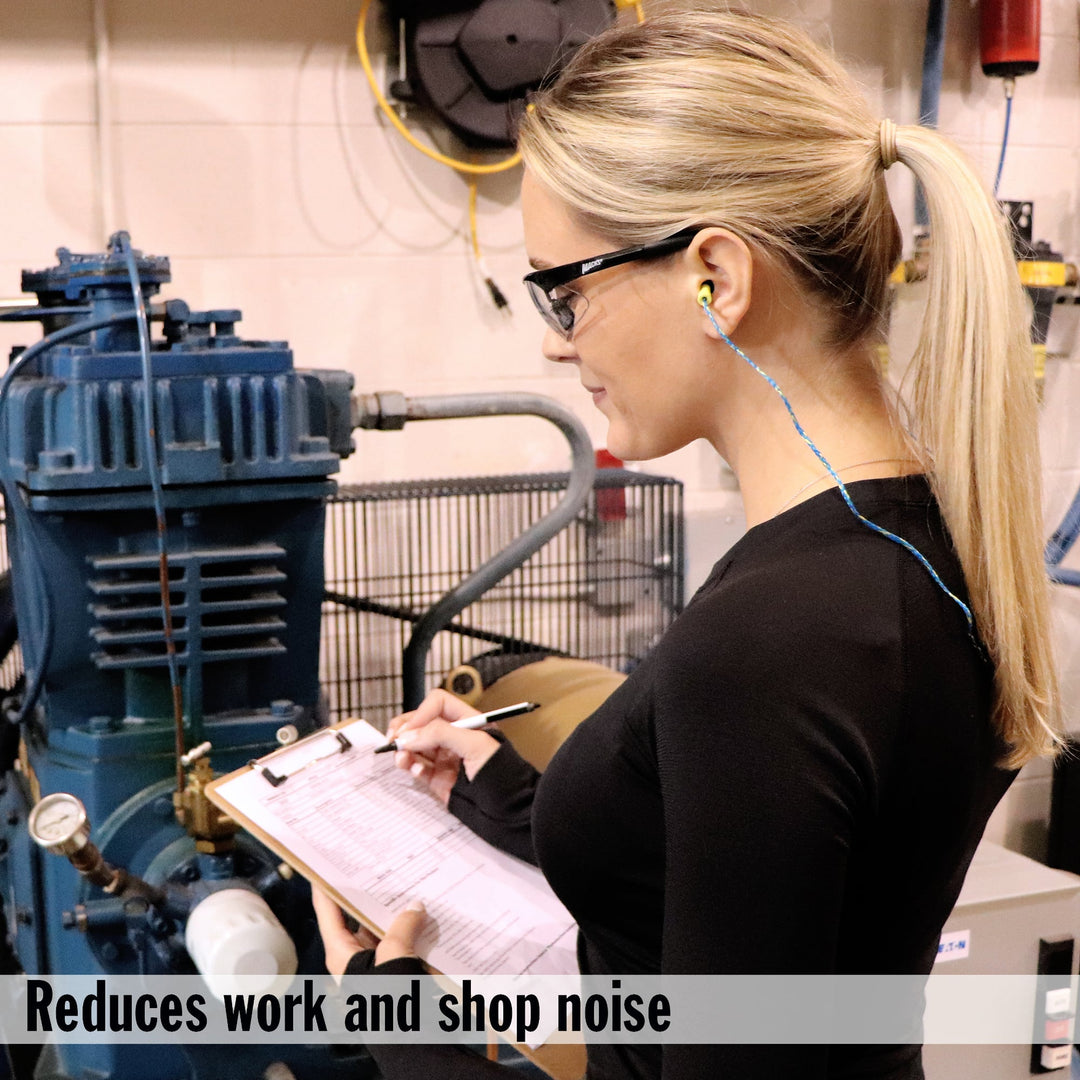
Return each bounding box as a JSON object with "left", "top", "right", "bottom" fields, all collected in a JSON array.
[{"left": 206, "top": 718, "right": 579, "bottom": 979}]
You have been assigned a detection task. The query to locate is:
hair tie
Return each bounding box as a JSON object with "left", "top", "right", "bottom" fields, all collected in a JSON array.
[{"left": 878, "top": 118, "right": 898, "bottom": 170}]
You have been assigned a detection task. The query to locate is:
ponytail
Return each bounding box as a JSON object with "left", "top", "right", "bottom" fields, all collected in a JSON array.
[{"left": 897, "top": 125, "right": 1059, "bottom": 766}]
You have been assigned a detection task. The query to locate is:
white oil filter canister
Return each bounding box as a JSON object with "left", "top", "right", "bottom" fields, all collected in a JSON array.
[{"left": 185, "top": 888, "right": 298, "bottom": 999}]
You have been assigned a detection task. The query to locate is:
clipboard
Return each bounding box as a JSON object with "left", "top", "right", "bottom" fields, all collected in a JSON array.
[
  {"left": 205, "top": 719, "right": 587, "bottom": 1080},
  {"left": 206, "top": 721, "right": 386, "bottom": 940}
]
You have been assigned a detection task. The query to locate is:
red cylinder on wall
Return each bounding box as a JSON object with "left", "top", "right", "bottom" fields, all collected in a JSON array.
[{"left": 980, "top": 0, "right": 1041, "bottom": 77}]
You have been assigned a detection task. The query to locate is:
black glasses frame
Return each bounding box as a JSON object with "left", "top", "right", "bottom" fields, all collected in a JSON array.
[{"left": 523, "top": 227, "right": 700, "bottom": 337}]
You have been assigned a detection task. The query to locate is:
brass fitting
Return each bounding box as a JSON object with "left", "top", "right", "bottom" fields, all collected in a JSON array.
[{"left": 174, "top": 743, "right": 237, "bottom": 854}]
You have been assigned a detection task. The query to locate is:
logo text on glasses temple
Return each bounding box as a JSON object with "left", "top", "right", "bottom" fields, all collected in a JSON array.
[{"left": 580, "top": 259, "right": 603, "bottom": 274}]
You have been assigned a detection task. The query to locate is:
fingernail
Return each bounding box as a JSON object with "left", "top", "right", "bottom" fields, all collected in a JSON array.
[
  {"left": 396, "top": 731, "right": 415, "bottom": 748},
  {"left": 410, "top": 762, "right": 424, "bottom": 777},
  {"left": 405, "top": 898, "right": 426, "bottom": 914}
]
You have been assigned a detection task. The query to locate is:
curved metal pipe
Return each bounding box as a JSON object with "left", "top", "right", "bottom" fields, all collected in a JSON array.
[{"left": 356, "top": 392, "right": 595, "bottom": 710}]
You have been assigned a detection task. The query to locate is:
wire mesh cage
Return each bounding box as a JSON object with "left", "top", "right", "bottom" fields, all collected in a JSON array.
[
  {"left": 0, "top": 468, "right": 684, "bottom": 728},
  {"left": 321, "top": 468, "right": 684, "bottom": 728}
]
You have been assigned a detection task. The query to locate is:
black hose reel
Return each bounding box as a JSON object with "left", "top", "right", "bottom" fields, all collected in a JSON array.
[{"left": 386, "top": 0, "right": 616, "bottom": 147}]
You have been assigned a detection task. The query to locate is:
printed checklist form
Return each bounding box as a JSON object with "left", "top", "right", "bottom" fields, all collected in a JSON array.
[{"left": 207, "top": 719, "right": 579, "bottom": 978}]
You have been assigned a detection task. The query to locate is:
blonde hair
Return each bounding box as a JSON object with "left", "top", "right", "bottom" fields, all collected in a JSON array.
[{"left": 518, "top": 8, "right": 1059, "bottom": 766}]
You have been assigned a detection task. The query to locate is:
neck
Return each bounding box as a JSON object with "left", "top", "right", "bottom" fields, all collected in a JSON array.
[{"left": 708, "top": 339, "right": 920, "bottom": 528}]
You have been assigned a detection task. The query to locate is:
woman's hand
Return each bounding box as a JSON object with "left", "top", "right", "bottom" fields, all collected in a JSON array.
[
  {"left": 386, "top": 689, "right": 501, "bottom": 805},
  {"left": 311, "top": 887, "right": 428, "bottom": 983}
]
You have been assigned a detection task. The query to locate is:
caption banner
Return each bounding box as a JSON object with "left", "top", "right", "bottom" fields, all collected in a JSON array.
[{"left": 0, "top": 974, "right": 1073, "bottom": 1046}]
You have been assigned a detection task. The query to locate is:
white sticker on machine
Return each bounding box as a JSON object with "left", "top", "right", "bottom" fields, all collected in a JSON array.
[{"left": 935, "top": 929, "right": 971, "bottom": 964}]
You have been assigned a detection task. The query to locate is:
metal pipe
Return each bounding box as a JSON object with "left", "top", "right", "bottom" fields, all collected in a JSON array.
[
  {"left": 355, "top": 392, "right": 596, "bottom": 709},
  {"left": 64, "top": 842, "right": 165, "bottom": 905}
]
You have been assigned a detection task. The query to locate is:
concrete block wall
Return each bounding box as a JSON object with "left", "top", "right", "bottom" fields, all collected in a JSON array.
[{"left": 0, "top": 0, "right": 1078, "bottom": 859}]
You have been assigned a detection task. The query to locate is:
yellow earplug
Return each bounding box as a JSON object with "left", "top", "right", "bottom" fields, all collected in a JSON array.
[{"left": 697, "top": 281, "right": 714, "bottom": 307}]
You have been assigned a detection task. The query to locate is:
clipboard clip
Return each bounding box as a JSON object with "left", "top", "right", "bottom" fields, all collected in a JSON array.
[{"left": 253, "top": 729, "right": 353, "bottom": 787}]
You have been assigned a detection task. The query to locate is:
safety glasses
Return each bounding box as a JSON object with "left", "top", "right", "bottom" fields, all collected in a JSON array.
[{"left": 523, "top": 227, "right": 700, "bottom": 339}]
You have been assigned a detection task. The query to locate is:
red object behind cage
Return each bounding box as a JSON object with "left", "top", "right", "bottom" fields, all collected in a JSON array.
[{"left": 595, "top": 449, "right": 627, "bottom": 522}]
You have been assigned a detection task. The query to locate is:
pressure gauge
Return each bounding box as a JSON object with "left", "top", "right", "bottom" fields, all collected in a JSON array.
[{"left": 28, "top": 793, "right": 90, "bottom": 856}]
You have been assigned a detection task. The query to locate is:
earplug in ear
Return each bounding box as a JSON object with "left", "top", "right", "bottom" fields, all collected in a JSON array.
[{"left": 697, "top": 280, "right": 714, "bottom": 307}]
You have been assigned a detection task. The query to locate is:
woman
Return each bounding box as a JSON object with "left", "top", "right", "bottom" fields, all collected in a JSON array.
[{"left": 314, "top": 8, "right": 1059, "bottom": 1077}]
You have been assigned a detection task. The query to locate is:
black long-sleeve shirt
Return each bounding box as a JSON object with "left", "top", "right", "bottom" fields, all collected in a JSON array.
[{"left": 346, "top": 476, "right": 1017, "bottom": 1078}]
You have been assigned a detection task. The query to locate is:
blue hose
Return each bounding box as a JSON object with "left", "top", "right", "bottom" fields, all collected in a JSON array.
[
  {"left": 1050, "top": 567, "right": 1080, "bottom": 587},
  {"left": 1046, "top": 479, "right": 1080, "bottom": 590},
  {"left": 993, "top": 89, "right": 1013, "bottom": 197},
  {"left": 915, "top": 0, "right": 949, "bottom": 230}
]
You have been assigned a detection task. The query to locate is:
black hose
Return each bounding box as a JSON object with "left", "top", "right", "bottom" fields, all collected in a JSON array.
[{"left": 0, "top": 309, "right": 138, "bottom": 726}]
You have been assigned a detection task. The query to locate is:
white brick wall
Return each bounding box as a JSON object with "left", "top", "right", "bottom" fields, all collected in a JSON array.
[{"left": 1, "top": 0, "right": 1078, "bottom": 856}]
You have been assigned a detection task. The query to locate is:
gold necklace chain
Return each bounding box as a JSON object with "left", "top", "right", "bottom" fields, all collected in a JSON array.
[{"left": 775, "top": 458, "right": 920, "bottom": 516}]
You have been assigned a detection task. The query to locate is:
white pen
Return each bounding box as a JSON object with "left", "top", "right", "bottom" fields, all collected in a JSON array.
[{"left": 373, "top": 700, "right": 541, "bottom": 754}]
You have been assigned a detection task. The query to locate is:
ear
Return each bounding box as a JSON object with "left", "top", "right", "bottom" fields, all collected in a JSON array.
[{"left": 683, "top": 228, "right": 753, "bottom": 339}]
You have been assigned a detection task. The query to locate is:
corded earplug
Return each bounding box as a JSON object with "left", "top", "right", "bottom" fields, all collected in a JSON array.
[{"left": 697, "top": 280, "right": 714, "bottom": 308}]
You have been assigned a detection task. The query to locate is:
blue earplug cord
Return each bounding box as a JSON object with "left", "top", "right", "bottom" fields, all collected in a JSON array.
[{"left": 700, "top": 296, "right": 976, "bottom": 637}]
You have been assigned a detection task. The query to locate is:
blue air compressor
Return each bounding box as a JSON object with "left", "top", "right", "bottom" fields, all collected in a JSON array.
[
  {"left": 0, "top": 233, "right": 365, "bottom": 1080},
  {"left": 0, "top": 234, "right": 596, "bottom": 1080}
]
